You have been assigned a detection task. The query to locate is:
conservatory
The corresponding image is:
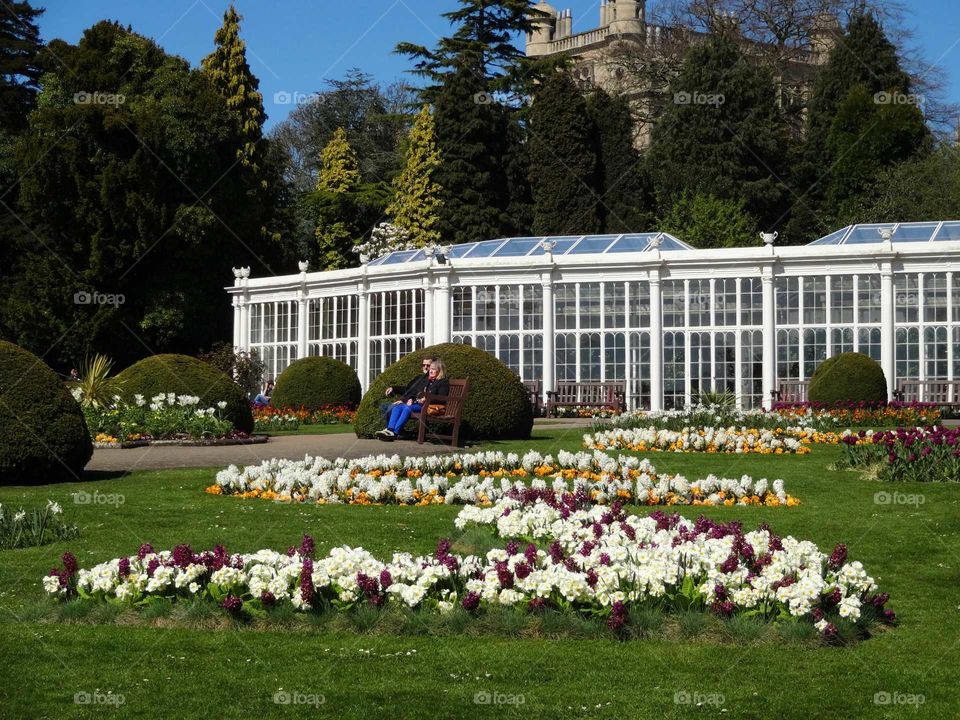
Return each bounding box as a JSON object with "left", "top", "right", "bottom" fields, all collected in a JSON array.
[{"left": 228, "top": 221, "right": 960, "bottom": 410}]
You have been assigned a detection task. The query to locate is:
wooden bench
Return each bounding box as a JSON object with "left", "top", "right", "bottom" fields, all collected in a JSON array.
[
  {"left": 546, "top": 382, "right": 626, "bottom": 417},
  {"left": 523, "top": 379, "right": 543, "bottom": 416},
  {"left": 410, "top": 378, "right": 470, "bottom": 447},
  {"left": 894, "top": 380, "right": 960, "bottom": 407},
  {"left": 771, "top": 380, "right": 808, "bottom": 404}
]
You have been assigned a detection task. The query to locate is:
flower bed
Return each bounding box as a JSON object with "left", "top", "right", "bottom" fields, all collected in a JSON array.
[
  {"left": 603, "top": 407, "right": 822, "bottom": 433},
  {"left": 207, "top": 449, "right": 798, "bottom": 507},
  {"left": 79, "top": 392, "right": 234, "bottom": 442},
  {"left": 773, "top": 401, "right": 943, "bottom": 428},
  {"left": 252, "top": 404, "right": 356, "bottom": 432},
  {"left": 44, "top": 494, "right": 892, "bottom": 642},
  {"left": 840, "top": 427, "right": 960, "bottom": 482},
  {"left": 1, "top": 500, "right": 79, "bottom": 550},
  {"left": 550, "top": 405, "right": 621, "bottom": 419},
  {"left": 583, "top": 426, "right": 844, "bottom": 454}
]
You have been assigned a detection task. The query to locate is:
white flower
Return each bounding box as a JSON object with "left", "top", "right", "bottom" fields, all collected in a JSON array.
[
  {"left": 217, "top": 401, "right": 227, "bottom": 410},
  {"left": 46, "top": 500, "right": 63, "bottom": 516},
  {"left": 14, "top": 510, "right": 26, "bottom": 523}
]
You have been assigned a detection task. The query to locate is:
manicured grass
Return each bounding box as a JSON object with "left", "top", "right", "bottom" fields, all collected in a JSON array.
[
  {"left": 261, "top": 422, "right": 354, "bottom": 436},
  {"left": 1, "top": 439, "right": 958, "bottom": 718}
]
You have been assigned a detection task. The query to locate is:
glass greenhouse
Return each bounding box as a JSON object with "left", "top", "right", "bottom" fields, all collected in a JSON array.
[{"left": 228, "top": 222, "right": 960, "bottom": 410}]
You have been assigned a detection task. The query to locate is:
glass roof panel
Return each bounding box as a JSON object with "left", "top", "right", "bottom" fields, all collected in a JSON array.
[
  {"left": 447, "top": 243, "right": 478, "bottom": 259},
  {"left": 659, "top": 236, "right": 688, "bottom": 251},
  {"left": 493, "top": 238, "right": 542, "bottom": 256},
  {"left": 462, "top": 239, "right": 507, "bottom": 258},
  {"left": 381, "top": 250, "right": 420, "bottom": 264},
  {"left": 844, "top": 224, "right": 896, "bottom": 244},
  {"left": 551, "top": 237, "right": 582, "bottom": 255},
  {"left": 607, "top": 234, "right": 653, "bottom": 253},
  {"left": 934, "top": 222, "right": 960, "bottom": 241},
  {"left": 567, "top": 235, "right": 618, "bottom": 254},
  {"left": 808, "top": 227, "right": 849, "bottom": 245},
  {"left": 891, "top": 223, "right": 938, "bottom": 242},
  {"left": 366, "top": 255, "right": 387, "bottom": 266}
]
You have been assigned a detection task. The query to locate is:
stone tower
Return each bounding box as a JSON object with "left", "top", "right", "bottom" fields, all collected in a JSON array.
[{"left": 604, "top": 0, "right": 645, "bottom": 36}]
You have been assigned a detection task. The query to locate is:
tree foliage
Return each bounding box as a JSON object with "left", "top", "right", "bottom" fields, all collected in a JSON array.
[
  {"left": 659, "top": 191, "right": 758, "bottom": 248},
  {"left": 0, "top": 0, "right": 44, "bottom": 133},
  {"left": 316, "top": 127, "right": 361, "bottom": 193},
  {"left": 387, "top": 106, "right": 443, "bottom": 247}
]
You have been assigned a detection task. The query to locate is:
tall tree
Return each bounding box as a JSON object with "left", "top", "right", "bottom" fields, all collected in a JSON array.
[
  {"left": 586, "top": 88, "right": 649, "bottom": 233},
  {"left": 432, "top": 57, "right": 508, "bottom": 244},
  {"left": 316, "top": 127, "right": 360, "bottom": 193},
  {"left": 528, "top": 70, "right": 601, "bottom": 236},
  {"left": 201, "top": 4, "right": 265, "bottom": 174},
  {"left": 0, "top": 0, "right": 44, "bottom": 133},
  {"left": 387, "top": 106, "right": 443, "bottom": 247},
  {"left": 646, "top": 31, "right": 788, "bottom": 232}
]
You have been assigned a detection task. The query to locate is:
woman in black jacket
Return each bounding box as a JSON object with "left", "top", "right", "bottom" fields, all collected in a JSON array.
[{"left": 377, "top": 359, "right": 449, "bottom": 439}]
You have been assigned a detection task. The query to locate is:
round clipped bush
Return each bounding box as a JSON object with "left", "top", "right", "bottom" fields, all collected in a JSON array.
[
  {"left": 354, "top": 343, "right": 533, "bottom": 441},
  {"left": 808, "top": 352, "right": 888, "bottom": 404},
  {"left": 0, "top": 341, "right": 92, "bottom": 484},
  {"left": 114, "top": 354, "right": 254, "bottom": 433},
  {"left": 271, "top": 356, "right": 361, "bottom": 411}
]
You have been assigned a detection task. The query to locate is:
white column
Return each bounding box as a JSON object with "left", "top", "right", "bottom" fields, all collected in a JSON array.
[
  {"left": 357, "top": 286, "right": 370, "bottom": 391},
  {"left": 297, "top": 298, "right": 308, "bottom": 361},
  {"left": 761, "top": 267, "right": 776, "bottom": 409},
  {"left": 232, "top": 296, "right": 241, "bottom": 349},
  {"left": 649, "top": 269, "right": 663, "bottom": 411},
  {"left": 434, "top": 271, "right": 451, "bottom": 344},
  {"left": 541, "top": 273, "right": 554, "bottom": 402},
  {"left": 880, "top": 260, "right": 895, "bottom": 399},
  {"left": 423, "top": 276, "right": 435, "bottom": 347},
  {"left": 239, "top": 278, "right": 250, "bottom": 350}
]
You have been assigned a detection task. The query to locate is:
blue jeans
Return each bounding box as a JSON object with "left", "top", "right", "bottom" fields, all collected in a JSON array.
[
  {"left": 379, "top": 401, "right": 395, "bottom": 421},
  {"left": 387, "top": 403, "right": 422, "bottom": 433}
]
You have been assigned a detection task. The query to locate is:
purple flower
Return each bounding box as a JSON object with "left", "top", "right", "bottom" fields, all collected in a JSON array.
[
  {"left": 714, "top": 583, "right": 728, "bottom": 601},
  {"left": 299, "top": 534, "right": 315, "bottom": 558},
  {"left": 524, "top": 543, "right": 538, "bottom": 563},
  {"left": 462, "top": 591, "right": 480, "bottom": 611},
  {"left": 496, "top": 562, "right": 514, "bottom": 589},
  {"left": 146, "top": 558, "right": 160, "bottom": 577},
  {"left": 548, "top": 541, "right": 564, "bottom": 564},
  {"left": 528, "top": 597, "right": 546, "bottom": 613},
  {"left": 585, "top": 569, "right": 598, "bottom": 588},
  {"left": 436, "top": 538, "right": 452, "bottom": 560},
  {"left": 711, "top": 600, "right": 734, "bottom": 616},
  {"left": 599, "top": 553, "right": 611, "bottom": 566},
  {"left": 118, "top": 557, "right": 131, "bottom": 577},
  {"left": 172, "top": 544, "right": 193, "bottom": 568},
  {"left": 61, "top": 552, "right": 78, "bottom": 576},
  {"left": 379, "top": 569, "right": 393, "bottom": 590},
  {"left": 828, "top": 544, "right": 847, "bottom": 571},
  {"left": 719, "top": 554, "right": 739, "bottom": 574},
  {"left": 137, "top": 543, "right": 153, "bottom": 560},
  {"left": 506, "top": 540, "right": 520, "bottom": 555},
  {"left": 300, "top": 558, "right": 314, "bottom": 605},
  {"left": 222, "top": 595, "right": 243, "bottom": 614},
  {"left": 260, "top": 591, "right": 276, "bottom": 607}
]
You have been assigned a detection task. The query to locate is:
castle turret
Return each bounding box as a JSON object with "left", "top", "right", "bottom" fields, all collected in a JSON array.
[
  {"left": 608, "top": 0, "right": 644, "bottom": 35},
  {"left": 810, "top": 12, "right": 840, "bottom": 63},
  {"left": 527, "top": 2, "right": 558, "bottom": 57}
]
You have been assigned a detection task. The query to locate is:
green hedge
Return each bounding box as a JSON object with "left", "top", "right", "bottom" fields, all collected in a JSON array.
[
  {"left": 271, "top": 356, "right": 361, "bottom": 410},
  {"left": 354, "top": 343, "right": 533, "bottom": 441},
  {"left": 0, "top": 341, "right": 92, "bottom": 484},
  {"left": 808, "top": 352, "right": 888, "bottom": 404},
  {"left": 114, "top": 354, "right": 254, "bottom": 433}
]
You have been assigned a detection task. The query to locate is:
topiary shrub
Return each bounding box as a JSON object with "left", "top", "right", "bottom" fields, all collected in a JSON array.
[
  {"left": 808, "top": 352, "right": 888, "bottom": 404},
  {"left": 0, "top": 341, "right": 92, "bottom": 484},
  {"left": 114, "top": 354, "right": 254, "bottom": 433},
  {"left": 271, "top": 356, "right": 362, "bottom": 411},
  {"left": 354, "top": 343, "right": 533, "bottom": 441}
]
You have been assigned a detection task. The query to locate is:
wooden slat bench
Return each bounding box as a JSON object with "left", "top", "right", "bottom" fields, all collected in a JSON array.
[
  {"left": 523, "top": 379, "right": 543, "bottom": 416},
  {"left": 771, "top": 381, "right": 809, "bottom": 404},
  {"left": 410, "top": 378, "right": 470, "bottom": 447},
  {"left": 894, "top": 380, "right": 960, "bottom": 407},
  {"left": 546, "top": 382, "right": 626, "bottom": 417}
]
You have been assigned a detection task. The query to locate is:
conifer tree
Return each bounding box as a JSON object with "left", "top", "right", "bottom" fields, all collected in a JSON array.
[
  {"left": 316, "top": 127, "right": 360, "bottom": 193},
  {"left": 0, "top": 0, "right": 44, "bottom": 133},
  {"left": 201, "top": 4, "right": 264, "bottom": 173},
  {"left": 387, "top": 106, "right": 443, "bottom": 247},
  {"left": 646, "top": 32, "right": 787, "bottom": 232},
  {"left": 528, "top": 70, "right": 601, "bottom": 236}
]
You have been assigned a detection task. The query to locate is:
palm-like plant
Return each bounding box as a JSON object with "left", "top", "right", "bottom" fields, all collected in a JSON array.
[
  {"left": 76, "top": 354, "right": 123, "bottom": 408},
  {"left": 695, "top": 389, "right": 737, "bottom": 409}
]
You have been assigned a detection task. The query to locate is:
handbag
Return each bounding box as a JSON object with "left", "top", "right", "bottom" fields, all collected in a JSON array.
[{"left": 426, "top": 403, "right": 445, "bottom": 417}]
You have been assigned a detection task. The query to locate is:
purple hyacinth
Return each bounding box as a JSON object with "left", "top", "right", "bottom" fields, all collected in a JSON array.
[
  {"left": 300, "top": 557, "right": 314, "bottom": 605},
  {"left": 436, "top": 538, "right": 452, "bottom": 559},
  {"left": 828, "top": 544, "right": 847, "bottom": 571},
  {"left": 711, "top": 600, "right": 734, "bottom": 616},
  {"left": 260, "top": 591, "right": 276, "bottom": 607},
  {"left": 820, "top": 622, "right": 839, "bottom": 641},
  {"left": 221, "top": 595, "right": 243, "bottom": 614},
  {"left": 585, "top": 569, "right": 598, "bottom": 588},
  {"left": 172, "top": 544, "right": 193, "bottom": 568},
  {"left": 599, "top": 553, "right": 611, "bottom": 566},
  {"left": 506, "top": 540, "right": 520, "bottom": 556},
  {"left": 462, "top": 591, "right": 480, "bottom": 611},
  {"left": 496, "top": 562, "right": 514, "bottom": 589},
  {"left": 118, "top": 557, "right": 131, "bottom": 578},
  {"left": 607, "top": 600, "right": 627, "bottom": 632},
  {"left": 515, "top": 562, "right": 531, "bottom": 580},
  {"left": 379, "top": 569, "right": 393, "bottom": 589},
  {"left": 714, "top": 583, "right": 728, "bottom": 601},
  {"left": 719, "top": 554, "right": 739, "bottom": 574},
  {"left": 299, "top": 534, "right": 315, "bottom": 558},
  {"left": 524, "top": 543, "right": 538, "bottom": 563},
  {"left": 548, "top": 541, "right": 564, "bottom": 564},
  {"left": 61, "top": 552, "right": 78, "bottom": 576},
  {"left": 146, "top": 558, "right": 160, "bottom": 577},
  {"left": 528, "top": 597, "right": 546, "bottom": 613},
  {"left": 137, "top": 543, "right": 153, "bottom": 560}
]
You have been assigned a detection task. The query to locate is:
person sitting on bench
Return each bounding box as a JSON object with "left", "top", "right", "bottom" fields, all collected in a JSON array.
[
  {"left": 376, "top": 359, "right": 448, "bottom": 440},
  {"left": 379, "top": 354, "right": 437, "bottom": 421}
]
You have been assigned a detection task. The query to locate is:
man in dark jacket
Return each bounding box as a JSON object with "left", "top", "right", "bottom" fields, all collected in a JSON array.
[{"left": 379, "top": 355, "right": 438, "bottom": 421}]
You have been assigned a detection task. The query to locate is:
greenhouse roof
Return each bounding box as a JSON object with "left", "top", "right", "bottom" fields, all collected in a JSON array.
[
  {"left": 366, "top": 233, "right": 694, "bottom": 266},
  {"left": 808, "top": 221, "right": 960, "bottom": 246}
]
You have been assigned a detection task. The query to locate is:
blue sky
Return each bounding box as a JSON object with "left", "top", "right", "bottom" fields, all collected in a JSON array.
[{"left": 36, "top": 0, "right": 960, "bottom": 130}]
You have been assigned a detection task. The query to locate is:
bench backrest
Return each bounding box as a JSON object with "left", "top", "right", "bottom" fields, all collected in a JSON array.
[
  {"left": 442, "top": 378, "right": 470, "bottom": 417},
  {"left": 777, "top": 380, "right": 808, "bottom": 403},
  {"left": 899, "top": 379, "right": 960, "bottom": 403},
  {"left": 554, "top": 382, "right": 624, "bottom": 404}
]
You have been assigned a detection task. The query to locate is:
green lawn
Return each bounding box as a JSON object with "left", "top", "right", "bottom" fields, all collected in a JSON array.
[{"left": 1, "top": 438, "right": 958, "bottom": 719}]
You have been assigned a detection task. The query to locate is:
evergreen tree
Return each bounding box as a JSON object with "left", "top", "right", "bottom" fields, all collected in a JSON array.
[
  {"left": 586, "top": 88, "right": 648, "bottom": 233},
  {"left": 201, "top": 4, "right": 265, "bottom": 173},
  {"left": 387, "top": 106, "right": 443, "bottom": 247},
  {"left": 316, "top": 127, "right": 360, "bottom": 192},
  {"left": 0, "top": 0, "right": 44, "bottom": 133},
  {"left": 528, "top": 69, "right": 601, "bottom": 235},
  {"left": 646, "top": 32, "right": 788, "bottom": 232},
  {"left": 659, "top": 191, "right": 757, "bottom": 248},
  {"left": 432, "top": 58, "right": 508, "bottom": 244}
]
